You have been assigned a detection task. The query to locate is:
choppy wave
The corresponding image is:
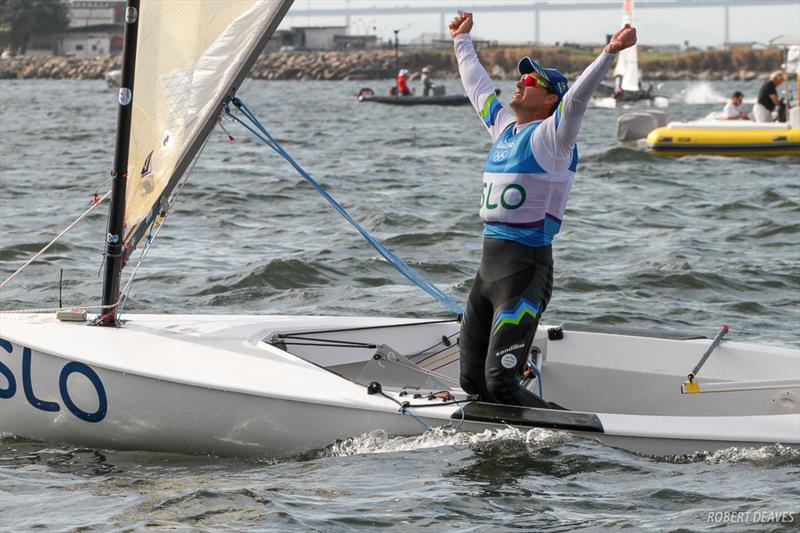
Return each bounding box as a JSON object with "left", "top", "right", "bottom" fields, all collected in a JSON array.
[
  {"left": 2, "top": 78, "right": 799, "bottom": 532},
  {"left": 663, "top": 444, "right": 800, "bottom": 465}
]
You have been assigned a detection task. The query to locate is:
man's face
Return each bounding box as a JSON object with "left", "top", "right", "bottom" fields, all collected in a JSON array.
[
  {"left": 732, "top": 95, "right": 743, "bottom": 105},
  {"left": 775, "top": 75, "right": 784, "bottom": 86},
  {"left": 510, "top": 74, "right": 558, "bottom": 115}
]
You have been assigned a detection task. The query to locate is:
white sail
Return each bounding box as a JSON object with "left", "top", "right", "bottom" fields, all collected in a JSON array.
[
  {"left": 612, "top": 0, "right": 641, "bottom": 92},
  {"left": 122, "top": 0, "right": 293, "bottom": 253}
]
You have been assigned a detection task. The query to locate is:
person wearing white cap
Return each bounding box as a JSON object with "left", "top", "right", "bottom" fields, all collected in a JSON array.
[
  {"left": 450, "top": 12, "right": 637, "bottom": 408},
  {"left": 421, "top": 66, "right": 434, "bottom": 96},
  {"left": 396, "top": 69, "right": 411, "bottom": 96}
]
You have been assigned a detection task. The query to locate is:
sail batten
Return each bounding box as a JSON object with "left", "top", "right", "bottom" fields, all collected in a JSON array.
[{"left": 121, "top": 0, "right": 294, "bottom": 256}]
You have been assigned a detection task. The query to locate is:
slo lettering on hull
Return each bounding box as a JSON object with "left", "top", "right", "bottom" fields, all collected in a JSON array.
[{"left": 0, "top": 338, "right": 107, "bottom": 423}]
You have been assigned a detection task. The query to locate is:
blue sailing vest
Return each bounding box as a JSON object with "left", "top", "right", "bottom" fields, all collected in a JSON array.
[{"left": 480, "top": 121, "right": 578, "bottom": 247}]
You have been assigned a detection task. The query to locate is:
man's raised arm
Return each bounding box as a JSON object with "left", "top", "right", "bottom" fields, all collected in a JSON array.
[
  {"left": 536, "top": 24, "right": 638, "bottom": 162},
  {"left": 451, "top": 12, "right": 514, "bottom": 140}
]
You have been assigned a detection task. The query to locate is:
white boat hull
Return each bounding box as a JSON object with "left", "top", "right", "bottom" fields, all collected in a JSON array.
[
  {"left": 0, "top": 345, "right": 432, "bottom": 457},
  {"left": 1, "top": 313, "right": 798, "bottom": 457}
]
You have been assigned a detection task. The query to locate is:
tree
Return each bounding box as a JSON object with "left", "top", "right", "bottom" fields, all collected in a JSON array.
[{"left": 0, "top": 0, "right": 69, "bottom": 55}]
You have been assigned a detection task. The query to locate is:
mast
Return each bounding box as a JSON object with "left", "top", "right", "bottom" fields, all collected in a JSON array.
[{"left": 98, "top": 0, "right": 140, "bottom": 326}]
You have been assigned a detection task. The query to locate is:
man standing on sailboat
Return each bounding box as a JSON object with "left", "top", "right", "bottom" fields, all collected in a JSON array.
[{"left": 450, "top": 12, "right": 636, "bottom": 407}]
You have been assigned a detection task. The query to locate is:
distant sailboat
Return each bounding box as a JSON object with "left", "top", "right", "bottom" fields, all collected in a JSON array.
[
  {"left": 612, "top": 0, "right": 644, "bottom": 94},
  {"left": 0, "top": 0, "right": 797, "bottom": 457},
  {"left": 595, "top": 0, "right": 667, "bottom": 108}
]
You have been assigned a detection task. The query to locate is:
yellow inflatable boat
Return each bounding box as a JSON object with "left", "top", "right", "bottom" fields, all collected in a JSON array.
[{"left": 645, "top": 120, "right": 800, "bottom": 157}]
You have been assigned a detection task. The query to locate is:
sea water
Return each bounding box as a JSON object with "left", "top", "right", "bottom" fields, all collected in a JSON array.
[{"left": 1, "top": 79, "right": 798, "bottom": 531}]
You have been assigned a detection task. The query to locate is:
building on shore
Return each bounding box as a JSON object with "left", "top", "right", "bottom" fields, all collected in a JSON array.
[
  {"left": 24, "top": 0, "right": 124, "bottom": 56},
  {"left": 57, "top": 23, "right": 124, "bottom": 57},
  {"left": 334, "top": 34, "right": 378, "bottom": 50},
  {"left": 264, "top": 26, "right": 377, "bottom": 52},
  {"left": 61, "top": 0, "right": 124, "bottom": 56},
  {"left": 290, "top": 26, "right": 348, "bottom": 51},
  {"left": 68, "top": 0, "right": 125, "bottom": 28}
]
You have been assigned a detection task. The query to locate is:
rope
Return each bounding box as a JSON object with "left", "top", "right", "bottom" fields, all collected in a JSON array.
[
  {"left": 399, "top": 405, "right": 434, "bottom": 431},
  {"left": 382, "top": 350, "right": 460, "bottom": 387},
  {"left": 0, "top": 289, "right": 125, "bottom": 315},
  {"left": 0, "top": 190, "right": 111, "bottom": 290},
  {"left": 224, "top": 97, "right": 464, "bottom": 316},
  {"left": 453, "top": 403, "right": 466, "bottom": 430},
  {"left": 0, "top": 302, "right": 107, "bottom": 314}
]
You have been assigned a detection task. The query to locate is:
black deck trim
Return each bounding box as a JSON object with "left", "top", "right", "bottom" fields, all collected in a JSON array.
[
  {"left": 559, "top": 322, "right": 707, "bottom": 340},
  {"left": 453, "top": 402, "right": 604, "bottom": 433}
]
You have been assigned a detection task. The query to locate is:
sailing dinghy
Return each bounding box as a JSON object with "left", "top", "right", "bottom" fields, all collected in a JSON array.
[
  {"left": 594, "top": 0, "right": 668, "bottom": 109},
  {"left": 1, "top": 0, "right": 798, "bottom": 458}
]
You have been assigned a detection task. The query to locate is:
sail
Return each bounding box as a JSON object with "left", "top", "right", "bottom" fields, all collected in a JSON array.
[
  {"left": 612, "top": 0, "right": 640, "bottom": 92},
  {"left": 122, "top": 0, "right": 293, "bottom": 255}
]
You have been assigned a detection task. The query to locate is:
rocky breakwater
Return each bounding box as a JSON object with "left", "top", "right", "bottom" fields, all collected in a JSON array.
[
  {"left": 249, "top": 49, "right": 457, "bottom": 81},
  {"left": 0, "top": 46, "right": 785, "bottom": 82},
  {"left": 0, "top": 55, "right": 121, "bottom": 80},
  {"left": 0, "top": 50, "right": 451, "bottom": 81}
]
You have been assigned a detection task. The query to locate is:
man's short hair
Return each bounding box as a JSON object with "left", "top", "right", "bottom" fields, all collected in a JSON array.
[
  {"left": 770, "top": 71, "right": 784, "bottom": 81},
  {"left": 731, "top": 91, "right": 743, "bottom": 98}
]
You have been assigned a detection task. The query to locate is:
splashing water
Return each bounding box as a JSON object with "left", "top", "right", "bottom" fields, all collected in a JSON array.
[
  {"left": 322, "top": 427, "right": 567, "bottom": 457},
  {"left": 681, "top": 82, "right": 728, "bottom": 104}
]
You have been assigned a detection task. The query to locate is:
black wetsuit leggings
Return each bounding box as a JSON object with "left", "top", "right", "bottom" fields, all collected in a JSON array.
[{"left": 459, "top": 238, "right": 553, "bottom": 408}]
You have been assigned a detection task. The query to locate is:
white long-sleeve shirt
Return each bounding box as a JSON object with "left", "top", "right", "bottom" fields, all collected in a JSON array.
[{"left": 454, "top": 33, "right": 614, "bottom": 173}]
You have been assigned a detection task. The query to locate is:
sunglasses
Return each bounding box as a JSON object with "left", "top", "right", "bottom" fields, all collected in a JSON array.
[{"left": 521, "top": 74, "right": 552, "bottom": 91}]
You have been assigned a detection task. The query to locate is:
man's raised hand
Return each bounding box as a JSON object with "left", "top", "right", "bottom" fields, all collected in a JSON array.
[
  {"left": 606, "top": 23, "right": 637, "bottom": 54},
  {"left": 449, "top": 12, "right": 473, "bottom": 39}
]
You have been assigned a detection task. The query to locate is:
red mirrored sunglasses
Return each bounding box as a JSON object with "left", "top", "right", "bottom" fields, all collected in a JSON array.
[{"left": 521, "top": 74, "right": 551, "bottom": 91}]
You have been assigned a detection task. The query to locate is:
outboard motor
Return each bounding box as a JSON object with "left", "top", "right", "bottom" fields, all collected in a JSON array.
[
  {"left": 616, "top": 110, "right": 670, "bottom": 142},
  {"left": 432, "top": 84, "right": 446, "bottom": 96}
]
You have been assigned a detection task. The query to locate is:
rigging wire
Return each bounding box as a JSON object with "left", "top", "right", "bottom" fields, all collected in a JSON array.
[
  {"left": 115, "top": 132, "right": 212, "bottom": 321},
  {"left": 0, "top": 189, "right": 111, "bottom": 290},
  {"left": 117, "top": 212, "right": 165, "bottom": 317},
  {"left": 223, "top": 97, "right": 464, "bottom": 316},
  {"left": 2, "top": 127, "right": 211, "bottom": 318}
]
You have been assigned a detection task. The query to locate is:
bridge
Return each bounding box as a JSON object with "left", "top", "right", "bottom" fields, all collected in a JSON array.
[{"left": 285, "top": 0, "right": 799, "bottom": 45}]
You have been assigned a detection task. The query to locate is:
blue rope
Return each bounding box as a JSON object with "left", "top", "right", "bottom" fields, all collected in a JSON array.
[
  {"left": 225, "top": 97, "right": 463, "bottom": 315},
  {"left": 399, "top": 406, "right": 433, "bottom": 432},
  {"left": 453, "top": 403, "right": 465, "bottom": 430}
]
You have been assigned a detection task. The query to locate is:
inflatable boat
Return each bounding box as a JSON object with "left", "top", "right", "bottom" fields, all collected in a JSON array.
[
  {"left": 617, "top": 107, "right": 800, "bottom": 157},
  {"left": 357, "top": 94, "right": 470, "bottom": 106},
  {"left": 645, "top": 119, "right": 800, "bottom": 157}
]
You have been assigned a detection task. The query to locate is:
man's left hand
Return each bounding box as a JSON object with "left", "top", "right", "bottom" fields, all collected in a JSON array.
[{"left": 606, "top": 24, "right": 637, "bottom": 54}]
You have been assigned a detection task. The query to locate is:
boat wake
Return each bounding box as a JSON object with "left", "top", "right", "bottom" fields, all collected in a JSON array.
[{"left": 318, "top": 427, "right": 568, "bottom": 458}]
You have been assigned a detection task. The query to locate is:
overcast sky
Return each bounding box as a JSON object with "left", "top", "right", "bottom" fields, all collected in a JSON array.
[{"left": 279, "top": 0, "right": 800, "bottom": 47}]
